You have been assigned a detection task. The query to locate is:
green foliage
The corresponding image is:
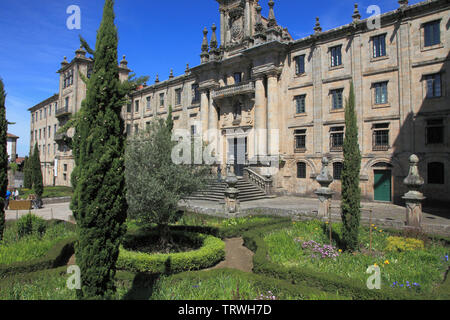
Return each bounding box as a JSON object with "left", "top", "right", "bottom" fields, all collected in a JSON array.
[
  {"left": 340, "top": 82, "right": 361, "bottom": 251},
  {"left": 151, "top": 268, "right": 346, "bottom": 300},
  {"left": 31, "top": 143, "right": 43, "bottom": 198},
  {"left": 70, "top": 0, "right": 138, "bottom": 299},
  {"left": 242, "top": 221, "right": 443, "bottom": 300},
  {"left": 0, "top": 78, "right": 7, "bottom": 241},
  {"left": 117, "top": 231, "right": 225, "bottom": 274},
  {"left": 124, "top": 117, "right": 210, "bottom": 240},
  {"left": 16, "top": 213, "right": 47, "bottom": 238},
  {"left": 9, "top": 162, "right": 18, "bottom": 174},
  {"left": 385, "top": 236, "right": 425, "bottom": 252},
  {"left": 23, "top": 156, "right": 32, "bottom": 189}
]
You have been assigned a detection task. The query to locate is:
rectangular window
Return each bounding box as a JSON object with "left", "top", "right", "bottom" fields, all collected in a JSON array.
[
  {"left": 426, "top": 119, "right": 444, "bottom": 144},
  {"left": 146, "top": 121, "right": 151, "bottom": 130},
  {"left": 54, "top": 125, "right": 57, "bottom": 137},
  {"left": 40, "top": 110, "right": 42, "bottom": 120},
  {"left": 191, "top": 125, "right": 197, "bottom": 136},
  {"left": 372, "top": 123, "right": 390, "bottom": 151},
  {"left": 424, "top": 20, "right": 440, "bottom": 47},
  {"left": 160, "top": 93, "right": 165, "bottom": 107},
  {"left": 428, "top": 162, "right": 444, "bottom": 184},
  {"left": 48, "top": 126, "right": 51, "bottom": 138},
  {"left": 372, "top": 34, "right": 386, "bottom": 58},
  {"left": 330, "top": 126, "right": 344, "bottom": 151},
  {"left": 126, "top": 124, "right": 131, "bottom": 135},
  {"left": 146, "top": 97, "right": 151, "bottom": 111},
  {"left": 32, "top": 114, "right": 34, "bottom": 123},
  {"left": 54, "top": 143, "right": 56, "bottom": 154},
  {"left": 294, "top": 129, "right": 306, "bottom": 152},
  {"left": 39, "top": 129, "right": 41, "bottom": 140},
  {"left": 330, "top": 45, "right": 342, "bottom": 67},
  {"left": 333, "top": 162, "right": 343, "bottom": 180},
  {"left": 63, "top": 173, "right": 67, "bottom": 181},
  {"left": 65, "top": 97, "right": 69, "bottom": 108},
  {"left": 43, "top": 128, "right": 46, "bottom": 138},
  {"left": 234, "top": 72, "right": 242, "bottom": 84},
  {"left": 192, "top": 84, "right": 200, "bottom": 103},
  {"left": 48, "top": 144, "right": 50, "bottom": 155},
  {"left": 175, "top": 88, "right": 182, "bottom": 105},
  {"left": 425, "top": 73, "right": 441, "bottom": 98},
  {"left": 297, "top": 162, "right": 306, "bottom": 179},
  {"left": 294, "top": 95, "right": 306, "bottom": 114},
  {"left": 135, "top": 100, "right": 139, "bottom": 113},
  {"left": 294, "top": 55, "right": 305, "bottom": 74},
  {"left": 331, "top": 89, "right": 343, "bottom": 110},
  {"left": 49, "top": 105, "right": 52, "bottom": 116},
  {"left": 134, "top": 124, "right": 139, "bottom": 135},
  {"left": 374, "top": 82, "right": 388, "bottom": 104},
  {"left": 126, "top": 103, "right": 131, "bottom": 113}
]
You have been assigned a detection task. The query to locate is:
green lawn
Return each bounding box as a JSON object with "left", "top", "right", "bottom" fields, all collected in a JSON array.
[
  {"left": 0, "top": 220, "right": 76, "bottom": 265},
  {"left": 264, "top": 219, "right": 449, "bottom": 293},
  {"left": 18, "top": 186, "right": 73, "bottom": 200}
]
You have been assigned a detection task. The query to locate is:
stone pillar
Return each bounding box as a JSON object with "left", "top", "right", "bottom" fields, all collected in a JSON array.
[
  {"left": 402, "top": 154, "right": 426, "bottom": 229},
  {"left": 224, "top": 164, "right": 240, "bottom": 217},
  {"left": 208, "top": 99, "right": 219, "bottom": 162},
  {"left": 200, "top": 90, "right": 209, "bottom": 142},
  {"left": 254, "top": 76, "right": 267, "bottom": 161},
  {"left": 315, "top": 157, "right": 334, "bottom": 218},
  {"left": 267, "top": 73, "right": 279, "bottom": 157},
  {"left": 220, "top": 9, "right": 225, "bottom": 46}
]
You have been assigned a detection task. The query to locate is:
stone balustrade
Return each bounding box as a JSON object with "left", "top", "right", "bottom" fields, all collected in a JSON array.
[{"left": 212, "top": 81, "right": 255, "bottom": 100}]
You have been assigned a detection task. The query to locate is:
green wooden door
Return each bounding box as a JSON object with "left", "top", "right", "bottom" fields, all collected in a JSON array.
[{"left": 374, "top": 170, "right": 391, "bottom": 202}]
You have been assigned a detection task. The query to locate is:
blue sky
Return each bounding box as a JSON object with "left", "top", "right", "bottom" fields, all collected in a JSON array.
[{"left": 0, "top": 0, "right": 422, "bottom": 157}]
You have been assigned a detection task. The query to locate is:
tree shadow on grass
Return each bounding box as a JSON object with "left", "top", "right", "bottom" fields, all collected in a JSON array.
[
  {"left": 321, "top": 223, "right": 344, "bottom": 249},
  {"left": 122, "top": 272, "right": 160, "bottom": 300}
]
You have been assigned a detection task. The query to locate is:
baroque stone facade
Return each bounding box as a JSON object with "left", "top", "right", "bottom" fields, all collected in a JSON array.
[{"left": 29, "top": 0, "right": 450, "bottom": 205}]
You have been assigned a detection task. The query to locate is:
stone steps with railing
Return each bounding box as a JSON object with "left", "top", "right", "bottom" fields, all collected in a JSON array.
[{"left": 185, "top": 173, "right": 272, "bottom": 202}]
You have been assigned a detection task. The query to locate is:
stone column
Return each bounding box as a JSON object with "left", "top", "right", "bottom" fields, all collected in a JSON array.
[
  {"left": 254, "top": 76, "right": 267, "bottom": 161},
  {"left": 200, "top": 90, "right": 209, "bottom": 142},
  {"left": 220, "top": 9, "right": 225, "bottom": 46},
  {"left": 208, "top": 99, "right": 219, "bottom": 163},
  {"left": 315, "top": 157, "right": 334, "bottom": 218},
  {"left": 267, "top": 73, "right": 279, "bottom": 157},
  {"left": 402, "top": 154, "right": 426, "bottom": 229}
]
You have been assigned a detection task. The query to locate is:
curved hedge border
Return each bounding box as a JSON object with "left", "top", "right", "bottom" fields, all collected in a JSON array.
[
  {"left": 117, "top": 231, "right": 225, "bottom": 274},
  {"left": 0, "top": 236, "right": 76, "bottom": 279},
  {"left": 242, "top": 222, "right": 449, "bottom": 300}
]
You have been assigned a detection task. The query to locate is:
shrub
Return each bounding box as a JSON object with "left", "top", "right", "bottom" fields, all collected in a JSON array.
[
  {"left": 16, "top": 213, "right": 47, "bottom": 238},
  {"left": 385, "top": 236, "right": 425, "bottom": 253},
  {"left": 117, "top": 231, "right": 225, "bottom": 274}
]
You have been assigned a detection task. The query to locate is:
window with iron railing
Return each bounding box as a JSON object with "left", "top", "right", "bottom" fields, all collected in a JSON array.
[
  {"left": 330, "top": 126, "right": 344, "bottom": 152},
  {"left": 294, "top": 129, "right": 306, "bottom": 153},
  {"left": 297, "top": 162, "right": 306, "bottom": 179},
  {"left": 372, "top": 123, "right": 390, "bottom": 151}
]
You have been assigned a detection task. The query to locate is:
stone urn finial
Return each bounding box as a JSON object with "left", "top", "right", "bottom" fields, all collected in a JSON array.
[
  {"left": 402, "top": 154, "right": 425, "bottom": 229},
  {"left": 403, "top": 154, "right": 424, "bottom": 196},
  {"left": 316, "top": 157, "right": 333, "bottom": 188}
]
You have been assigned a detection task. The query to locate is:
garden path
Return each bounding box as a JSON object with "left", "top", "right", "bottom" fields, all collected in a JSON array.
[{"left": 204, "top": 238, "right": 254, "bottom": 273}]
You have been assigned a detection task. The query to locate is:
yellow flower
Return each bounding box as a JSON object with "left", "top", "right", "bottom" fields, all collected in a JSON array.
[
  {"left": 384, "top": 260, "right": 390, "bottom": 265},
  {"left": 379, "top": 229, "right": 383, "bottom": 233},
  {"left": 338, "top": 249, "right": 342, "bottom": 253},
  {"left": 373, "top": 263, "right": 378, "bottom": 267},
  {"left": 371, "top": 224, "right": 375, "bottom": 227},
  {"left": 325, "top": 221, "right": 329, "bottom": 224},
  {"left": 374, "top": 226, "right": 377, "bottom": 230},
  {"left": 314, "top": 228, "right": 318, "bottom": 230}
]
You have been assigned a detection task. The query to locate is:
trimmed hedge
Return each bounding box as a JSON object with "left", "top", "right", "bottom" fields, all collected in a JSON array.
[
  {"left": 0, "top": 236, "right": 76, "bottom": 279},
  {"left": 242, "top": 222, "right": 448, "bottom": 300},
  {"left": 117, "top": 231, "right": 225, "bottom": 274}
]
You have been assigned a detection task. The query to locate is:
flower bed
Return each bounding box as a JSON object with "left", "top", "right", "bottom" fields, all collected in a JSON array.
[{"left": 243, "top": 219, "right": 450, "bottom": 299}]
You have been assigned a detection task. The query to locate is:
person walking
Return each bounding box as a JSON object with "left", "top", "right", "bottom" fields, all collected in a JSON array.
[
  {"left": 13, "top": 188, "right": 19, "bottom": 200},
  {"left": 5, "top": 189, "right": 11, "bottom": 210}
]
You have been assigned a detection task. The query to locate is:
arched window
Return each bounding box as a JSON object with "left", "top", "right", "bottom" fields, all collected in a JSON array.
[
  {"left": 333, "top": 162, "right": 343, "bottom": 180},
  {"left": 297, "top": 162, "right": 306, "bottom": 179},
  {"left": 428, "top": 162, "right": 444, "bottom": 184}
]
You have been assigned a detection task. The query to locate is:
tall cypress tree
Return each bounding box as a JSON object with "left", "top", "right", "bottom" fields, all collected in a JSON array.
[
  {"left": 340, "top": 82, "right": 361, "bottom": 251},
  {"left": 71, "top": 0, "right": 128, "bottom": 299},
  {"left": 0, "top": 78, "right": 8, "bottom": 241},
  {"left": 23, "top": 156, "right": 32, "bottom": 189},
  {"left": 31, "top": 143, "right": 43, "bottom": 201}
]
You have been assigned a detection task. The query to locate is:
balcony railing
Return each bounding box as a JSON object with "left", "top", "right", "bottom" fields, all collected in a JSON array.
[
  {"left": 330, "top": 145, "right": 343, "bottom": 152},
  {"left": 372, "top": 144, "right": 389, "bottom": 151},
  {"left": 55, "top": 106, "right": 71, "bottom": 117},
  {"left": 212, "top": 81, "right": 255, "bottom": 100}
]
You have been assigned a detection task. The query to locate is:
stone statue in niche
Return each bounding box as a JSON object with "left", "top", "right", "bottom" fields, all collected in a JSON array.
[{"left": 228, "top": 7, "right": 244, "bottom": 44}]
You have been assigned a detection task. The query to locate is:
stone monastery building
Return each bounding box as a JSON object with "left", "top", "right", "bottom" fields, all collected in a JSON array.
[{"left": 29, "top": 0, "right": 449, "bottom": 205}]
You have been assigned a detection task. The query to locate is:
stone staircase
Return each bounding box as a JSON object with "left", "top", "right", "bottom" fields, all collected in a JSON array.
[{"left": 186, "top": 177, "right": 270, "bottom": 202}]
